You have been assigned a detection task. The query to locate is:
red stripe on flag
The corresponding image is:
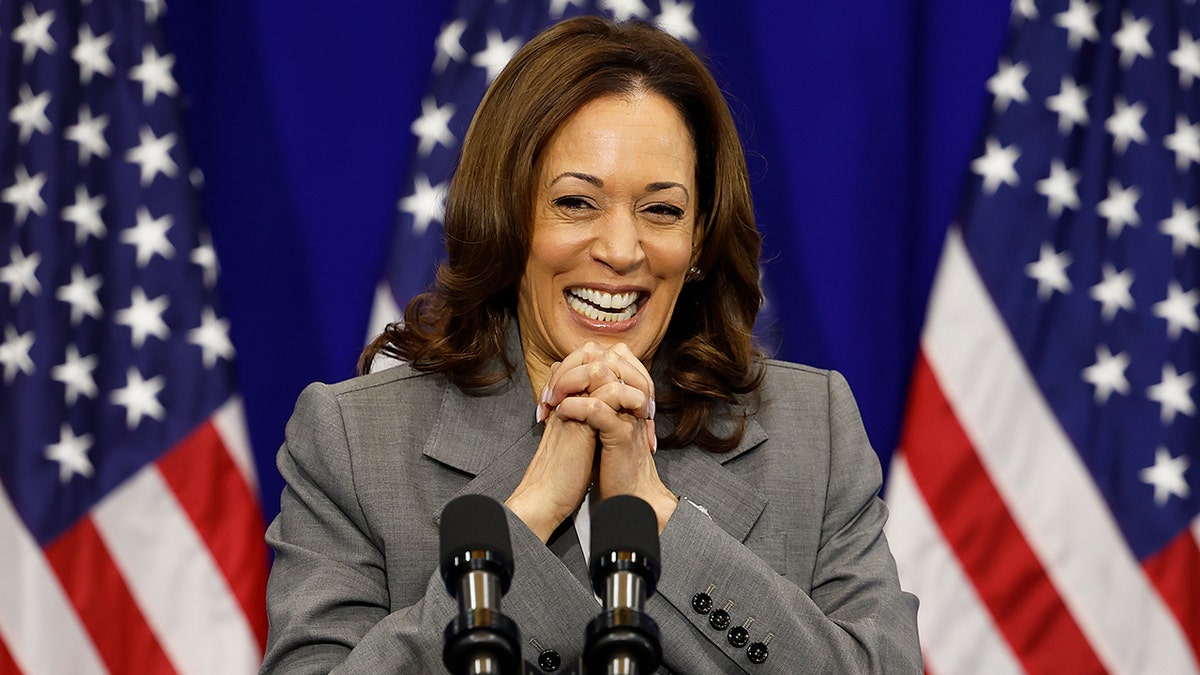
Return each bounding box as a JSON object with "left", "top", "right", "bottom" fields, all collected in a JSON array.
[
  {"left": 900, "top": 353, "right": 1106, "bottom": 674},
  {"left": 0, "top": 634, "right": 22, "bottom": 675},
  {"left": 1143, "top": 528, "right": 1200, "bottom": 665},
  {"left": 157, "top": 419, "right": 268, "bottom": 650},
  {"left": 43, "top": 517, "right": 177, "bottom": 674}
]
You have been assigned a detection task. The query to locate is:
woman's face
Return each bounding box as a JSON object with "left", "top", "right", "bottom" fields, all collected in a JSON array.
[{"left": 517, "top": 92, "right": 698, "bottom": 370}]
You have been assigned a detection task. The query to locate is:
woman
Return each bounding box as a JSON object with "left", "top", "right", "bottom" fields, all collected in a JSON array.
[{"left": 262, "top": 16, "right": 920, "bottom": 674}]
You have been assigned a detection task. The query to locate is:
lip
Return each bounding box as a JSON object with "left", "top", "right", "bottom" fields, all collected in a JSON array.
[{"left": 562, "top": 284, "right": 648, "bottom": 331}]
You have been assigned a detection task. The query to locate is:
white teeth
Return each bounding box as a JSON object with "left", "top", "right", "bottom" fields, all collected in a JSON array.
[
  {"left": 566, "top": 287, "right": 641, "bottom": 322},
  {"left": 568, "top": 287, "right": 639, "bottom": 310}
]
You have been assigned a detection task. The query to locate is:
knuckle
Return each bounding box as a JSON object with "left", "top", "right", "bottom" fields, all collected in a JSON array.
[{"left": 587, "top": 361, "right": 607, "bottom": 380}]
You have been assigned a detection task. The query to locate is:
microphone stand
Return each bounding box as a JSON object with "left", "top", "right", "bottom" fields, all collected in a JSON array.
[
  {"left": 440, "top": 495, "right": 522, "bottom": 675},
  {"left": 582, "top": 496, "right": 663, "bottom": 675},
  {"left": 599, "top": 570, "right": 647, "bottom": 675},
  {"left": 448, "top": 563, "right": 517, "bottom": 675}
]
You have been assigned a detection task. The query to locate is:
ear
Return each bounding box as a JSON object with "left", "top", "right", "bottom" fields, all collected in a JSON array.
[
  {"left": 690, "top": 220, "right": 704, "bottom": 267},
  {"left": 686, "top": 225, "right": 706, "bottom": 283}
]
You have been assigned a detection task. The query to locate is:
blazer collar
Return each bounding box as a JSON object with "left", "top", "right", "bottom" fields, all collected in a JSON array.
[
  {"left": 424, "top": 323, "right": 770, "bottom": 543},
  {"left": 423, "top": 323, "right": 542, "bottom": 506}
]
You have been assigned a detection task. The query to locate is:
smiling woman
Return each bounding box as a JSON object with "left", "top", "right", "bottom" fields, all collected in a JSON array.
[
  {"left": 262, "top": 15, "right": 921, "bottom": 674},
  {"left": 359, "top": 15, "right": 766, "bottom": 457},
  {"left": 518, "top": 93, "right": 697, "bottom": 400}
]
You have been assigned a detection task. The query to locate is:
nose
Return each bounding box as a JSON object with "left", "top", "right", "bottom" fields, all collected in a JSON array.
[{"left": 590, "top": 211, "right": 645, "bottom": 273}]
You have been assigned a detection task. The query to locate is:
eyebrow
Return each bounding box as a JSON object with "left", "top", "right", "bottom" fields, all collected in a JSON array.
[
  {"left": 550, "top": 172, "right": 602, "bottom": 187},
  {"left": 645, "top": 181, "right": 689, "bottom": 198},
  {"left": 550, "top": 173, "right": 690, "bottom": 198}
]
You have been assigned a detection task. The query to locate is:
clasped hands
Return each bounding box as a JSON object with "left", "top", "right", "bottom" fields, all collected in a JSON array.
[{"left": 506, "top": 342, "right": 678, "bottom": 543}]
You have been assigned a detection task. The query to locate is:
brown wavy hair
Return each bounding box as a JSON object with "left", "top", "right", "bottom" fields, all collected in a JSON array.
[{"left": 361, "top": 16, "right": 764, "bottom": 452}]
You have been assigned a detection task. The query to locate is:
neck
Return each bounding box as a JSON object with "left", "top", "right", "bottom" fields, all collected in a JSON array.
[{"left": 524, "top": 356, "right": 552, "bottom": 403}]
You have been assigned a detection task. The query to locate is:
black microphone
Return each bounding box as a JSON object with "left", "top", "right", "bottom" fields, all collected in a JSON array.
[
  {"left": 440, "top": 494, "right": 522, "bottom": 675},
  {"left": 582, "top": 495, "right": 662, "bottom": 675}
]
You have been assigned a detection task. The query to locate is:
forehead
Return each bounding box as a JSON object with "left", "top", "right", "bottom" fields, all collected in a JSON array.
[{"left": 539, "top": 93, "right": 696, "bottom": 173}]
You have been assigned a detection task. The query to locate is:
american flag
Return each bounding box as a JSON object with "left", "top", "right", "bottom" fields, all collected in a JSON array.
[
  {"left": 885, "top": 0, "right": 1200, "bottom": 672},
  {"left": 0, "top": 1, "right": 267, "bottom": 673},
  {"left": 367, "top": 0, "right": 706, "bottom": 339}
]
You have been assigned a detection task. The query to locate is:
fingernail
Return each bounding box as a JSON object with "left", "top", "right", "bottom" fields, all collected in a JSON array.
[
  {"left": 647, "top": 398, "right": 656, "bottom": 420},
  {"left": 541, "top": 384, "right": 551, "bottom": 405},
  {"left": 536, "top": 404, "right": 546, "bottom": 423}
]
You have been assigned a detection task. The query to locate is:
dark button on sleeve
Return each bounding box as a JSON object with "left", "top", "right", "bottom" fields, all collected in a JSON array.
[
  {"left": 537, "top": 649, "right": 562, "bottom": 672},
  {"left": 747, "top": 641, "right": 768, "bottom": 664},
  {"left": 747, "top": 633, "right": 773, "bottom": 665},
  {"left": 709, "top": 600, "right": 734, "bottom": 630},
  {"left": 708, "top": 608, "right": 730, "bottom": 630}
]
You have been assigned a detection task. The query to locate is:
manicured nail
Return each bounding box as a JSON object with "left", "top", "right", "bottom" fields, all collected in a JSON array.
[
  {"left": 541, "top": 384, "right": 551, "bottom": 405},
  {"left": 647, "top": 398, "right": 656, "bottom": 420},
  {"left": 536, "top": 404, "right": 546, "bottom": 423}
]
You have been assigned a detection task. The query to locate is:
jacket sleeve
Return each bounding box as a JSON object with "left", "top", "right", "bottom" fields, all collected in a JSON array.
[
  {"left": 650, "top": 370, "right": 922, "bottom": 674},
  {"left": 260, "top": 382, "right": 453, "bottom": 674}
]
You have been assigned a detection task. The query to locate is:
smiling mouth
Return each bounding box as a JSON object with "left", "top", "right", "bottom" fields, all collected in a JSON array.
[{"left": 565, "top": 287, "right": 643, "bottom": 322}]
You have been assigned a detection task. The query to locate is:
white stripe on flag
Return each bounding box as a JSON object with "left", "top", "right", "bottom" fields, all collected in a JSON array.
[
  {"left": 885, "top": 456, "right": 1023, "bottom": 675},
  {"left": 923, "top": 227, "right": 1198, "bottom": 675},
  {"left": 367, "top": 280, "right": 404, "bottom": 344},
  {"left": 212, "top": 397, "right": 258, "bottom": 490},
  {"left": 92, "top": 465, "right": 260, "bottom": 675},
  {"left": 365, "top": 281, "right": 405, "bottom": 370},
  {"left": 0, "top": 484, "right": 108, "bottom": 675}
]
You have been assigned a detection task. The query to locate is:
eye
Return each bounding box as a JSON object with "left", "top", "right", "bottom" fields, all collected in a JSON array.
[
  {"left": 642, "top": 203, "right": 685, "bottom": 220},
  {"left": 552, "top": 196, "right": 596, "bottom": 211}
]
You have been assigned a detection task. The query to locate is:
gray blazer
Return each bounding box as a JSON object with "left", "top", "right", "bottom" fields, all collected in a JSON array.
[{"left": 262, "top": 344, "right": 921, "bottom": 674}]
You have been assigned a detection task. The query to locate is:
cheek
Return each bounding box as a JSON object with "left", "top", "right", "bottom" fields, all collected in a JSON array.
[
  {"left": 528, "top": 228, "right": 589, "bottom": 275},
  {"left": 649, "top": 234, "right": 696, "bottom": 277},
  {"left": 522, "top": 237, "right": 571, "bottom": 301}
]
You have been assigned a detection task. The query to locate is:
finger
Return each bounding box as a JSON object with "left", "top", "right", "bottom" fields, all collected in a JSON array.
[
  {"left": 590, "top": 347, "right": 654, "bottom": 418},
  {"left": 545, "top": 346, "right": 654, "bottom": 408},
  {"left": 540, "top": 343, "right": 603, "bottom": 400},
  {"left": 555, "top": 341, "right": 606, "bottom": 373},
  {"left": 586, "top": 380, "right": 655, "bottom": 419},
  {"left": 552, "top": 397, "right": 657, "bottom": 460},
  {"left": 606, "top": 343, "right": 655, "bottom": 398},
  {"left": 584, "top": 345, "right": 653, "bottom": 400},
  {"left": 545, "top": 365, "right": 654, "bottom": 420},
  {"left": 560, "top": 359, "right": 623, "bottom": 394},
  {"left": 552, "top": 395, "right": 625, "bottom": 434},
  {"left": 603, "top": 345, "right": 655, "bottom": 418}
]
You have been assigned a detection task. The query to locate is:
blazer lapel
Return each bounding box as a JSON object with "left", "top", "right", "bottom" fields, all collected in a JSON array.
[
  {"left": 654, "top": 417, "right": 769, "bottom": 543},
  {"left": 423, "top": 368, "right": 542, "bottom": 510}
]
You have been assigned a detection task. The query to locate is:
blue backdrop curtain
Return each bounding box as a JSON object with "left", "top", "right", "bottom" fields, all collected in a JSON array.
[{"left": 161, "top": 1, "right": 1013, "bottom": 522}]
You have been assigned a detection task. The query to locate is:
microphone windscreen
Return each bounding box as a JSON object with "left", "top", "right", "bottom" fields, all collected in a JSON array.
[
  {"left": 589, "top": 495, "right": 660, "bottom": 572},
  {"left": 439, "top": 494, "right": 513, "bottom": 576}
]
